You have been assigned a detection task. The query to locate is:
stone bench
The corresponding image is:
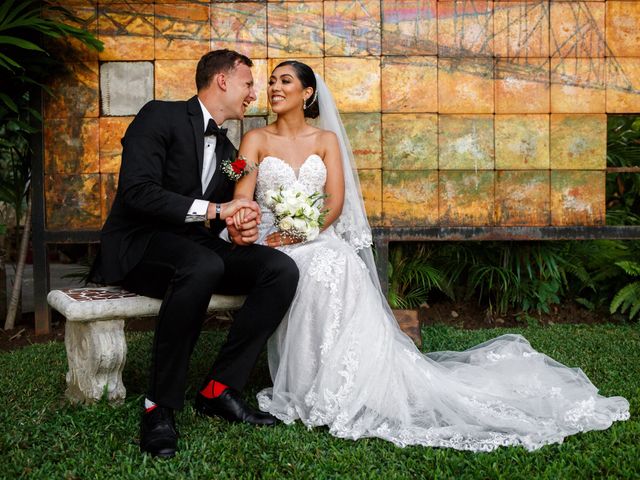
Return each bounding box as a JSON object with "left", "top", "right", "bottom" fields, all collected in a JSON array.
[{"left": 47, "top": 287, "right": 245, "bottom": 405}]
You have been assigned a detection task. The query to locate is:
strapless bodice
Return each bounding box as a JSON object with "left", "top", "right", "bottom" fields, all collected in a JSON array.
[{"left": 256, "top": 154, "right": 327, "bottom": 210}]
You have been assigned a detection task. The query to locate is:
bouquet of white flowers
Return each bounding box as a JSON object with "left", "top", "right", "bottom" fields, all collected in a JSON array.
[{"left": 264, "top": 186, "right": 327, "bottom": 242}]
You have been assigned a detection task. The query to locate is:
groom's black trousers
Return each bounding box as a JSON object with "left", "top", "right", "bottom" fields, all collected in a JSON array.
[{"left": 121, "top": 228, "right": 299, "bottom": 410}]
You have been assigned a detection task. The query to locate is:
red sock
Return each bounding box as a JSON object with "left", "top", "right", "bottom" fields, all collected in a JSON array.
[
  {"left": 145, "top": 404, "right": 157, "bottom": 413},
  {"left": 200, "top": 380, "right": 228, "bottom": 399}
]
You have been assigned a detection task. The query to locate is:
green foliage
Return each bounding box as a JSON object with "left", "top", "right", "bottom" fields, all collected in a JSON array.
[
  {"left": 462, "top": 242, "right": 577, "bottom": 316},
  {"left": 0, "top": 1, "right": 102, "bottom": 210},
  {"left": 387, "top": 243, "right": 453, "bottom": 309},
  {"left": 0, "top": 325, "right": 638, "bottom": 478},
  {"left": 610, "top": 260, "right": 640, "bottom": 320},
  {"left": 606, "top": 115, "right": 640, "bottom": 225}
]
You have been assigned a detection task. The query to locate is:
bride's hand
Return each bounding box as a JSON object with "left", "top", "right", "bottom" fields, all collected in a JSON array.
[
  {"left": 232, "top": 206, "right": 255, "bottom": 230},
  {"left": 266, "top": 231, "right": 301, "bottom": 248}
]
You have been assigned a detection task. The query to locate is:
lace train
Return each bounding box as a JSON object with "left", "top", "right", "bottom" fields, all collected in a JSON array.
[{"left": 254, "top": 155, "right": 630, "bottom": 452}]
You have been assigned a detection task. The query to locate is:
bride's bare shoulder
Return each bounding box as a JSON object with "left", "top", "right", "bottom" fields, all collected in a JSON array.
[
  {"left": 314, "top": 129, "right": 339, "bottom": 150},
  {"left": 242, "top": 125, "right": 270, "bottom": 142},
  {"left": 310, "top": 127, "right": 337, "bottom": 142}
]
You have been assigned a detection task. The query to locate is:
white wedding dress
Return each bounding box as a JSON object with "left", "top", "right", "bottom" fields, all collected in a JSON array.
[{"left": 253, "top": 153, "right": 629, "bottom": 452}]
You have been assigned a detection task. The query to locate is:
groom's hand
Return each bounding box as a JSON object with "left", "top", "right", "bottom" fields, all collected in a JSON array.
[{"left": 215, "top": 198, "right": 261, "bottom": 223}]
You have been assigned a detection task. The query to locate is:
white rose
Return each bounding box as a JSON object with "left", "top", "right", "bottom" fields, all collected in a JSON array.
[
  {"left": 274, "top": 203, "right": 288, "bottom": 216},
  {"left": 301, "top": 203, "right": 313, "bottom": 217},
  {"left": 306, "top": 226, "right": 320, "bottom": 241},
  {"left": 282, "top": 189, "right": 298, "bottom": 202},
  {"left": 279, "top": 216, "right": 294, "bottom": 232},
  {"left": 292, "top": 217, "right": 307, "bottom": 233},
  {"left": 285, "top": 197, "right": 302, "bottom": 213}
]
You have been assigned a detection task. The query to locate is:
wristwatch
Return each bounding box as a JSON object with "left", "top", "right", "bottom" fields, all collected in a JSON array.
[{"left": 215, "top": 203, "right": 221, "bottom": 221}]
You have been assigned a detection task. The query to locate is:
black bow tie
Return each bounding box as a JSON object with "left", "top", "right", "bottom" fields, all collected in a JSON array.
[{"left": 204, "top": 119, "right": 228, "bottom": 139}]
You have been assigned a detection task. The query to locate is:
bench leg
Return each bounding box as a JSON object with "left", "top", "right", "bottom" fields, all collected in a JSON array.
[{"left": 64, "top": 320, "right": 127, "bottom": 404}]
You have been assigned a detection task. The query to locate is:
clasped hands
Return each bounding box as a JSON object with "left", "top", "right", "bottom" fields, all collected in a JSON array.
[
  {"left": 216, "top": 198, "right": 302, "bottom": 248},
  {"left": 215, "top": 199, "right": 261, "bottom": 246}
]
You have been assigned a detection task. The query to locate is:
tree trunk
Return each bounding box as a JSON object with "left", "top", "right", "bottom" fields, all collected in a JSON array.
[{"left": 4, "top": 196, "right": 31, "bottom": 330}]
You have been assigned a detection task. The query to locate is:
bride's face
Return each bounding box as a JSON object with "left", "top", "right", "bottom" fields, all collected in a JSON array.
[{"left": 268, "top": 65, "right": 313, "bottom": 115}]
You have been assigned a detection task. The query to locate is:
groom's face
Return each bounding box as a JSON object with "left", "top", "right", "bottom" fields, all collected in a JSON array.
[{"left": 224, "top": 63, "right": 256, "bottom": 120}]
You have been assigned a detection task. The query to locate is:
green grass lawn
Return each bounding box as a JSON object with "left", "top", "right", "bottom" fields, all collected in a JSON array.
[{"left": 1, "top": 324, "right": 638, "bottom": 479}]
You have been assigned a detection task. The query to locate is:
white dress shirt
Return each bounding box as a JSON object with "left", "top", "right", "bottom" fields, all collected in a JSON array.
[{"left": 185, "top": 99, "right": 218, "bottom": 222}]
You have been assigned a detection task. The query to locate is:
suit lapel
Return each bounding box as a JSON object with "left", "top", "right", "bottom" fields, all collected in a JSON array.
[{"left": 187, "top": 96, "right": 205, "bottom": 183}]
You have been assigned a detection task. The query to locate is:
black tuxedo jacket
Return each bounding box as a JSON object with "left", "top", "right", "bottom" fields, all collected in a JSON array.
[{"left": 91, "top": 96, "right": 236, "bottom": 285}]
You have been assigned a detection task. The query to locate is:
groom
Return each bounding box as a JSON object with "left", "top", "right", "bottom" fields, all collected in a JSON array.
[{"left": 90, "top": 50, "right": 299, "bottom": 458}]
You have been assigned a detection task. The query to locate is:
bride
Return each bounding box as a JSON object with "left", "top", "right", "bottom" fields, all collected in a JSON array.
[{"left": 230, "top": 60, "right": 629, "bottom": 451}]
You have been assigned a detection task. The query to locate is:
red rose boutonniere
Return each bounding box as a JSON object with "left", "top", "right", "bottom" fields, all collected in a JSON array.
[{"left": 221, "top": 155, "right": 256, "bottom": 182}]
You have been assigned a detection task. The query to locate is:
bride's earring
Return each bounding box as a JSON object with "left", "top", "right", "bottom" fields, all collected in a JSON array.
[{"left": 303, "top": 97, "right": 308, "bottom": 110}]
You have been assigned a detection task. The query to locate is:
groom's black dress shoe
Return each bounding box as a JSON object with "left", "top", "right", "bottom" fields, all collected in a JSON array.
[
  {"left": 195, "top": 389, "right": 279, "bottom": 426},
  {"left": 140, "top": 406, "right": 178, "bottom": 458}
]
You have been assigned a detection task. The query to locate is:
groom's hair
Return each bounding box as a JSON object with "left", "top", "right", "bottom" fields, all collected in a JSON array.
[{"left": 196, "top": 50, "right": 253, "bottom": 91}]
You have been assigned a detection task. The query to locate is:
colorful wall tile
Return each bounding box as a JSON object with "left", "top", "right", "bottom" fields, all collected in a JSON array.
[
  {"left": 42, "top": 1, "right": 640, "bottom": 231},
  {"left": 44, "top": 62, "right": 99, "bottom": 119},
  {"left": 607, "top": 57, "right": 640, "bottom": 113},
  {"left": 439, "top": 171, "right": 494, "bottom": 226},
  {"left": 381, "top": 56, "right": 437, "bottom": 113},
  {"left": 343, "top": 113, "right": 382, "bottom": 169},
  {"left": 550, "top": 2, "right": 605, "bottom": 58},
  {"left": 155, "top": 3, "right": 210, "bottom": 60},
  {"left": 324, "top": 0, "right": 381, "bottom": 57},
  {"left": 382, "top": 114, "right": 438, "bottom": 170},
  {"left": 44, "top": 119, "right": 99, "bottom": 175},
  {"left": 606, "top": 1, "right": 640, "bottom": 58},
  {"left": 438, "top": 57, "right": 494, "bottom": 114},
  {"left": 211, "top": 2, "right": 267, "bottom": 59},
  {"left": 325, "top": 57, "right": 381, "bottom": 112},
  {"left": 494, "top": 1, "right": 549, "bottom": 58},
  {"left": 550, "top": 57, "right": 606, "bottom": 113},
  {"left": 45, "top": 2, "right": 98, "bottom": 62},
  {"left": 45, "top": 174, "right": 102, "bottom": 230},
  {"left": 358, "top": 169, "right": 383, "bottom": 226},
  {"left": 550, "top": 114, "right": 607, "bottom": 169},
  {"left": 98, "top": 3, "right": 154, "bottom": 61},
  {"left": 383, "top": 170, "right": 439, "bottom": 226},
  {"left": 550, "top": 171, "right": 605, "bottom": 225},
  {"left": 495, "top": 170, "right": 550, "bottom": 226},
  {"left": 495, "top": 114, "right": 549, "bottom": 169},
  {"left": 267, "top": 2, "right": 324, "bottom": 58},
  {"left": 495, "top": 57, "right": 549, "bottom": 114},
  {"left": 381, "top": 0, "right": 437, "bottom": 55},
  {"left": 438, "top": 115, "right": 494, "bottom": 170},
  {"left": 99, "top": 117, "right": 133, "bottom": 174},
  {"left": 438, "top": 0, "right": 494, "bottom": 57},
  {"left": 155, "top": 59, "right": 199, "bottom": 101}
]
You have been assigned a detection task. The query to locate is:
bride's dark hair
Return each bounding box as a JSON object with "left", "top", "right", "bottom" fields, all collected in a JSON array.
[{"left": 273, "top": 60, "right": 320, "bottom": 119}]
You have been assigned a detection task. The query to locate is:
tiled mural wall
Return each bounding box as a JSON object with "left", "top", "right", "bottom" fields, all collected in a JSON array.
[{"left": 43, "top": 1, "right": 640, "bottom": 231}]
